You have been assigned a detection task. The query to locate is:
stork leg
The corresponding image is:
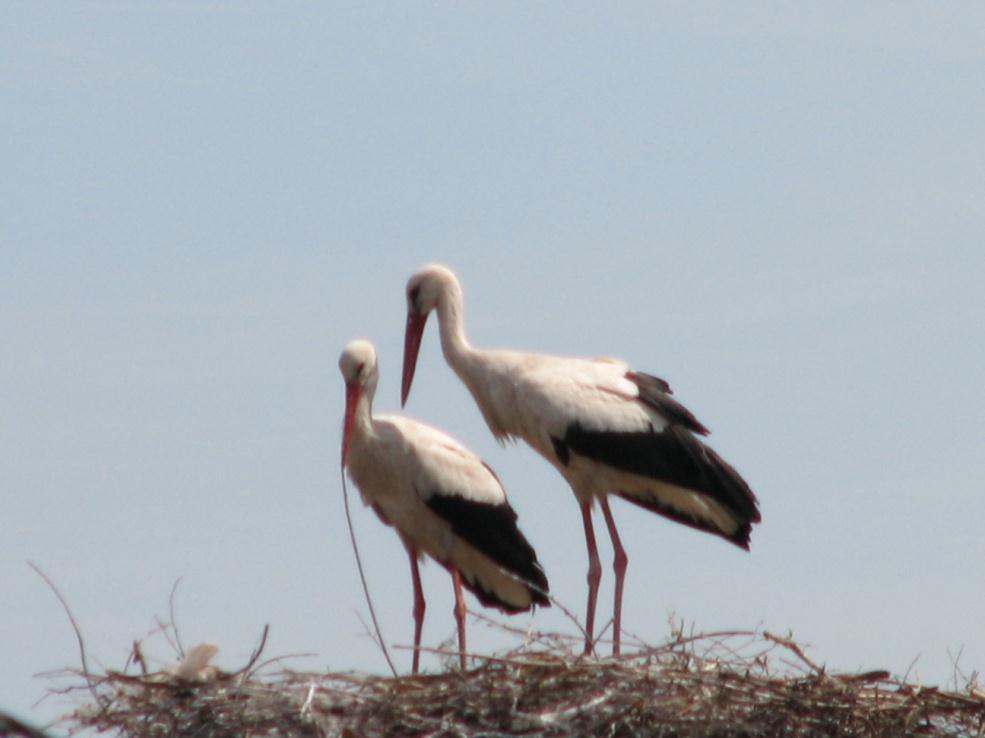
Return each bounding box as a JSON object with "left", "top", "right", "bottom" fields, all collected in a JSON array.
[
  {"left": 405, "top": 544, "right": 426, "bottom": 674},
  {"left": 580, "top": 500, "right": 602, "bottom": 656},
  {"left": 451, "top": 567, "right": 468, "bottom": 671},
  {"left": 599, "top": 496, "right": 628, "bottom": 656}
]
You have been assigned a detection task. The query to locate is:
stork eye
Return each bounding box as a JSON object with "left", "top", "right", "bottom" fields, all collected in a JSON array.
[{"left": 408, "top": 284, "right": 421, "bottom": 308}]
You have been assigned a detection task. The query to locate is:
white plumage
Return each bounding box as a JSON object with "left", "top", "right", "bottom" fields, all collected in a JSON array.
[
  {"left": 400, "top": 265, "right": 760, "bottom": 656},
  {"left": 339, "top": 339, "right": 549, "bottom": 673}
]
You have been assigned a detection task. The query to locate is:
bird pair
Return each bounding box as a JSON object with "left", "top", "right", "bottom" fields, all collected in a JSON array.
[{"left": 340, "top": 264, "right": 761, "bottom": 674}]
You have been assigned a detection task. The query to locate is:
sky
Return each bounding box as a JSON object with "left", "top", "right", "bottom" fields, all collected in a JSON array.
[{"left": 3, "top": 2, "right": 985, "bottom": 731}]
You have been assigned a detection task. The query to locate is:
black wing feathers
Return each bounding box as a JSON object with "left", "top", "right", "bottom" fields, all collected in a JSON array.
[
  {"left": 555, "top": 420, "right": 760, "bottom": 547},
  {"left": 628, "top": 371, "right": 710, "bottom": 436},
  {"left": 616, "top": 489, "right": 755, "bottom": 549},
  {"left": 425, "top": 494, "right": 550, "bottom": 611}
]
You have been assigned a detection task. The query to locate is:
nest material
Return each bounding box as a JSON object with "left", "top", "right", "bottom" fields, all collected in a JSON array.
[{"left": 59, "top": 628, "right": 985, "bottom": 738}]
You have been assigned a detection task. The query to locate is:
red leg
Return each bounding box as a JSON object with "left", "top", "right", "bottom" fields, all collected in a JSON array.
[
  {"left": 405, "top": 544, "right": 426, "bottom": 674},
  {"left": 599, "top": 496, "right": 628, "bottom": 656},
  {"left": 451, "top": 567, "right": 467, "bottom": 671},
  {"left": 580, "top": 500, "right": 601, "bottom": 656}
]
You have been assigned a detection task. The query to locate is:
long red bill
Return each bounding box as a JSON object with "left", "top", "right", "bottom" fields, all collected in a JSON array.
[
  {"left": 401, "top": 310, "right": 427, "bottom": 407},
  {"left": 341, "top": 380, "right": 361, "bottom": 466}
]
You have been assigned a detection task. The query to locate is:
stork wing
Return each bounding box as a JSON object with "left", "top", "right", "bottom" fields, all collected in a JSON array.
[
  {"left": 627, "top": 371, "right": 710, "bottom": 436},
  {"left": 525, "top": 358, "right": 760, "bottom": 545},
  {"left": 395, "top": 419, "right": 550, "bottom": 603}
]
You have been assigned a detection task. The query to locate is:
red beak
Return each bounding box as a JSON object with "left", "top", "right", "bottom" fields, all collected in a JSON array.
[
  {"left": 401, "top": 310, "right": 427, "bottom": 407},
  {"left": 341, "top": 380, "right": 361, "bottom": 466}
]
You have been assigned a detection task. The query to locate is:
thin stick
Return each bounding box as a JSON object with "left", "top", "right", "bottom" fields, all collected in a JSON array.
[
  {"left": 299, "top": 682, "right": 317, "bottom": 719},
  {"left": 168, "top": 577, "right": 185, "bottom": 658},
  {"left": 130, "top": 640, "right": 148, "bottom": 676},
  {"left": 250, "top": 652, "right": 318, "bottom": 675},
  {"left": 340, "top": 465, "right": 398, "bottom": 677},
  {"left": 154, "top": 616, "right": 180, "bottom": 656},
  {"left": 27, "top": 561, "right": 106, "bottom": 709},
  {"left": 393, "top": 643, "right": 570, "bottom": 670},
  {"left": 468, "top": 609, "right": 581, "bottom": 645},
  {"left": 235, "top": 623, "right": 270, "bottom": 679},
  {"left": 763, "top": 631, "right": 823, "bottom": 674},
  {"left": 496, "top": 567, "right": 590, "bottom": 648}
]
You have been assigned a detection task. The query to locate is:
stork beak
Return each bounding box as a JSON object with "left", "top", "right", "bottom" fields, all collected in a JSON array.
[
  {"left": 401, "top": 309, "right": 427, "bottom": 407},
  {"left": 341, "top": 380, "right": 361, "bottom": 466}
]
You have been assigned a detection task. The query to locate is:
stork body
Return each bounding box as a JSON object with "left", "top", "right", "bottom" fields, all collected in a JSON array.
[
  {"left": 400, "top": 265, "right": 760, "bottom": 656},
  {"left": 340, "top": 339, "right": 549, "bottom": 673}
]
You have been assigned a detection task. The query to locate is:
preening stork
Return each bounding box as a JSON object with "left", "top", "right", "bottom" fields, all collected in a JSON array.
[
  {"left": 340, "top": 339, "right": 550, "bottom": 673},
  {"left": 400, "top": 265, "right": 761, "bottom": 656}
]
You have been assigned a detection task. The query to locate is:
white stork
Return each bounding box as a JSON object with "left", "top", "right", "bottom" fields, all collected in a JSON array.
[
  {"left": 400, "top": 265, "right": 761, "bottom": 656},
  {"left": 339, "top": 339, "right": 549, "bottom": 673}
]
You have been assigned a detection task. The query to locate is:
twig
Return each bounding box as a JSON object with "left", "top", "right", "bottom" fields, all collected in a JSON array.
[
  {"left": 236, "top": 623, "right": 270, "bottom": 679},
  {"left": 153, "top": 616, "right": 180, "bottom": 656},
  {"left": 629, "top": 629, "right": 761, "bottom": 661},
  {"left": 496, "top": 567, "right": 589, "bottom": 646},
  {"left": 130, "top": 640, "right": 148, "bottom": 676},
  {"left": 27, "top": 561, "right": 106, "bottom": 710},
  {"left": 392, "top": 642, "right": 570, "bottom": 670},
  {"left": 468, "top": 609, "right": 581, "bottom": 646},
  {"left": 533, "top": 688, "right": 615, "bottom": 726},
  {"left": 168, "top": 578, "right": 185, "bottom": 659},
  {"left": 299, "top": 682, "right": 317, "bottom": 719},
  {"left": 250, "top": 652, "right": 318, "bottom": 675},
  {"left": 763, "top": 631, "right": 824, "bottom": 674},
  {"left": 901, "top": 653, "right": 922, "bottom": 686},
  {"left": 340, "top": 464, "right": 398, "bottom": 677}
]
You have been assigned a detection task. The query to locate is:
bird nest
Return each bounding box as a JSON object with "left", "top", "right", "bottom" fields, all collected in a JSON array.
[{"left": 48, "top": 621, "right": 985, "bottom": 738}]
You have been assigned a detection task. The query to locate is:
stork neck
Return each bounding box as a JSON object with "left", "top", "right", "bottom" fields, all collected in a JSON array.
[
  {"left": 436, "top": 290, "right": 475, "bottom": 375},
  {"left": 352, "top": 382, "right": 376, "bottom": 437}
]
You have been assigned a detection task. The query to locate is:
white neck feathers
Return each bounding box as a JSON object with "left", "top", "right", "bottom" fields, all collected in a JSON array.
[{"left": 435, "top": 278, "right": 474, "bottom": 375}]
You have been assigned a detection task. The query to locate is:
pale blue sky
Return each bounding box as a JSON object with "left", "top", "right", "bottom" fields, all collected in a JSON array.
[{"left": 4, "top": 3, "right": 985, "bottom": 730}]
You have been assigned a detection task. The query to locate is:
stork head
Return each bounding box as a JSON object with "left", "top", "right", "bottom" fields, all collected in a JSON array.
[
  {"left": 401, "top": 264, "right": 460, "bottom": 407},
  {"left": 339, "top": 339, "right": 378, "bottom": 466}
]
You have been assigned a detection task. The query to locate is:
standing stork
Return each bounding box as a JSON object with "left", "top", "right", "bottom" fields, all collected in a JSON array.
[
  {"left": 400, "top": 265, "right": 760, "bottom": 656},
  {"left": 340, "top": 339, "right": 549, "bottom": 673}
]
